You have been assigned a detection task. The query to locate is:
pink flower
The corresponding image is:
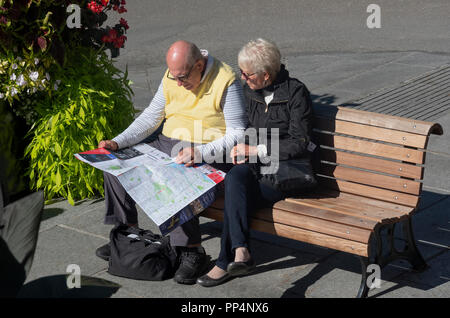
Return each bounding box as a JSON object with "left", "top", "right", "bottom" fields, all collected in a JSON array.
[
  {"left": 119, "top": 18, "right": 129, "bottom": 30},
  {"left": 108, "top": 29, "right": 118, "bottom": 39},
  {"left": 113, "top": 35, "right": 127, "bottom": 48},
  {"left": 87, "top": 1, "right": 103, "bottom": 14},
  {"left": 101, "top": 29, "right": 120, "bottom": 44}
]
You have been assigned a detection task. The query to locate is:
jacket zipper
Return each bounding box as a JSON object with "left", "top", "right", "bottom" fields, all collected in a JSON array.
[{"left": 266, "top": 100, "right": 289, "bottom": 112}]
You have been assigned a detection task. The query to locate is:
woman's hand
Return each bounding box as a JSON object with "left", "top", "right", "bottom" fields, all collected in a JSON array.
[
  {"left": 98, "top": 140, "right": 118, "bottom": 151},
  {"left": 231, "top": 144, "right": 258, "bottom": 164},
  {"left": 175, "top": 147, "right": 201, "bottom": 167}
]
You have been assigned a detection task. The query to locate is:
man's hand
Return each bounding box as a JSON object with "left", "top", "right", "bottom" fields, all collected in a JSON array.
[
  {"left": 231, "top": 144, "right": 258, "bottom": 164},
  {"left": 98, "top": 140, "right": 118, "bottom": 151},
  {"left": 175, "top": 147, "right": 201, "bottom": 167}
]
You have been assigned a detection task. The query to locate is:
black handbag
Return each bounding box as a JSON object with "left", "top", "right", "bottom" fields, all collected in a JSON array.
[
  {"left": 258, "top": 158, "right": 317, "bottom": 195},
  {"left": 108, "top": 225, "right": 177, "bottom": 281}
]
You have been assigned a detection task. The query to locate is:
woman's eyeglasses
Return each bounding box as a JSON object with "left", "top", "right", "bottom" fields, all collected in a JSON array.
[{"left": 240, "top": 69, "right": 259, "bottom": 80}]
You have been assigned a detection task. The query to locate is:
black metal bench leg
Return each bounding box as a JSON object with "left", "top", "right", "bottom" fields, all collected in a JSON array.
[
  {"left": 356, "top": 218, "right": 428, "bottom": 298},
  {"left": 357, "top": 256, "right": 370, "bottom": 298}
]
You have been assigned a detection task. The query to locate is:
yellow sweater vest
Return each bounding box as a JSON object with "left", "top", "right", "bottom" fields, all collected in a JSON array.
[{"left": 161, "top": 58, "right": 236, "bottom": 144}]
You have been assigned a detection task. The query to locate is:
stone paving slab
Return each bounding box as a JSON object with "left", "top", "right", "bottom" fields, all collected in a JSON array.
[
  {"left": 38, "top": 198, "right": 105, "bottom": 233},
  {"left": 332, "top": 62, "right": 433, "bottom": 98},
  {"left": 25, "top": 225, "right": 109, "bottom": 284},
  {"left": 394, "top": 52, "right": 450, "bottom": 69}
]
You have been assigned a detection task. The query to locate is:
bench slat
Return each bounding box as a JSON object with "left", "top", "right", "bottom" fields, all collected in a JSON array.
[
  {"left": 319, "top": 148, "right": 423, "bottom": 179},
  {"left": 291, "top": 190, "right": 414, "bottom": 214},
  {"left": 273, "top": 200, "right": 377, "bottom": 230},
  {"left": 315, "top": 133, "right": 424, "bottom": 164},
  {"left": 285, "top": 197, "right": 409, "bottom": 224},
  {"left": 211, "top": 190, "right": 414, "bottom": 218},
  {"left": 318, "top": 164, "right": 422, "bottom": 195},
  {"left": 313, "top": 105, "right": 444, "bottom": 136},
  {"left": 317, "top": 176, "right": 420, "bottom": 207},
  {"left": 251, "top": 219, "right": 369, "bottom": 257},
  {"left": 315, "top": 117, "right": 428, "bottom": 148},
  {"left": 202, "top": 208, "right": 369, "bottom": 257},
  {"left": 334, "top": 191, "right": 414, "bottom": 214},
  {"left": 252, "top": 208, "right": 372, "bottom": 243}
]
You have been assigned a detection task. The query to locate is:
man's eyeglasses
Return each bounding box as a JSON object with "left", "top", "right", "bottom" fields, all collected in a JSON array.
[
  {"left": 240, "top": 69, "right": 259, "bottom": 80},
  {"left": 167, "top": 63, "right": 195, "bottom": 82}
]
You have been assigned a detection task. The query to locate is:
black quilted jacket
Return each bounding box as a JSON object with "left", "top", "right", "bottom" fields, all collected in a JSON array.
[{"left": 243, "top": 64, "right": 314, "bottom": 161}]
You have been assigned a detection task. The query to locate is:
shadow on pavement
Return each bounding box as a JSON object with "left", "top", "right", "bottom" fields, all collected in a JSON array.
[
  {"left": 311, "top": 93, "right": 360, "bottom": 108},
  {"left": 17, "top": 275, "right": 121, "bottom": 298},
  {"left": 41, "top": 208, "right": 65, "bottom": 221}
]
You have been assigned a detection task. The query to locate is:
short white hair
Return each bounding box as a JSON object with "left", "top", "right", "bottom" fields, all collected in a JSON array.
[{"left": 238, "top": 38, "right": 281, "bottom": 80}]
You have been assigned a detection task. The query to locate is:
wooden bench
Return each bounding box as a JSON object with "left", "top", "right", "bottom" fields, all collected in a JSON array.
[{"left": 201, "top": 104, "right": 443, "bottom": 298}]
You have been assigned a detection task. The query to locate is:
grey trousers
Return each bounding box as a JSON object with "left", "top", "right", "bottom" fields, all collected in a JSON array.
[
  {"left": 0, "top": 190, "right": 44, "bottom": 296},
  {"left": 103, "top": 134, "right": 232, "bottom": 247}
]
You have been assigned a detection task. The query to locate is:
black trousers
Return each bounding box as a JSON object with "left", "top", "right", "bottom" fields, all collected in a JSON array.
[
  {"left": 215, "top": 164, "right": 285, "bottom": 270},
  {"left": 103, "top": 134, "right": 232, "bottom": 247}
]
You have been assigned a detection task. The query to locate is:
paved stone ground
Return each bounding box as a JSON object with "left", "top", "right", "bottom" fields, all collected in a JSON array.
[
  {"left": 18, "top": 1, "right": 450, "bottom": 300},
  {"left": 21, "top": 51, "right": 450, "bottom": 299}
]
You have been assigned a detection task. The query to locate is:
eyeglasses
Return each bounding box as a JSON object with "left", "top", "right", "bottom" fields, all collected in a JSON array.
[
  {"left": 240, "top": 69, "right": 259, "bottom": 80},
  {"left": 167, "top": 63, "right": 195, "bottom": 82}
]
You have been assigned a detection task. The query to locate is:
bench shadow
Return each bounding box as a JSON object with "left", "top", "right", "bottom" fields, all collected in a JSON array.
[
  {"left": 201, "top": 189, "right": 449, "bottom": 298},
  {"left": 17, "top": 275, "right": 121, "bottom": 298},
  {"left": 311, "top": 93, "right": 361, "bottom": 109}
]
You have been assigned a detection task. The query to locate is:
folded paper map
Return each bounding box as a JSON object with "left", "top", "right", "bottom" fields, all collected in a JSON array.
[{"left": 75, "top": 144, "right": 225, "bottom": 235}]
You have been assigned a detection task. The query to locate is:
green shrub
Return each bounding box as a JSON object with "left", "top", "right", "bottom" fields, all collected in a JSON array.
[
  {"left": 1, "top": 0, "right": 130, "bottom": 123},
  {"left": 1, "top": 0, "right": 132, "bottom": 204},
  {"left": 25, "top": 46, "right": 136, "bottom": 205}
]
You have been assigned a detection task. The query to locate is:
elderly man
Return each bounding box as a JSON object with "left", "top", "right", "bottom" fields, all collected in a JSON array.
[{"left": 96, "top": 40, "right": 247, "bottom": 284}]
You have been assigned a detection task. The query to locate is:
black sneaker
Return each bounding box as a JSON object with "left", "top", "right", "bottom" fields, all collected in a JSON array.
[
  {"left": 95, "top": 243, "right": 111, "bottom": 261},
  {"left": 173, "top": 247, "right": 208, "bottom": 285}
]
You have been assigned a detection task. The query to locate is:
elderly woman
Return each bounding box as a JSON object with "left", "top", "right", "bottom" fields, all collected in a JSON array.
[{"left": 196, "top": 38, "right": 317, "bottom": 287}]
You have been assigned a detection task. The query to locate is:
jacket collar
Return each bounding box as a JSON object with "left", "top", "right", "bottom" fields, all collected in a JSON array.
[{"left": 245, "top": 64, "right": 290, "bottom": 103}]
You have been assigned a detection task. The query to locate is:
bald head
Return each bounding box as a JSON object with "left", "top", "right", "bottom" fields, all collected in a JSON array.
[
  {"left": 165, "top": 40, "right": 206, "bottom": 91},
  {"left": 166, "top": 40, "right": 203, "bottom": 68}
]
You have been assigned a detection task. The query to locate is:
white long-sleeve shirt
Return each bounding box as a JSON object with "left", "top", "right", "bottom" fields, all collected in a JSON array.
[{"left": 112, "top": 51, "right": 247, "bottom": 159}]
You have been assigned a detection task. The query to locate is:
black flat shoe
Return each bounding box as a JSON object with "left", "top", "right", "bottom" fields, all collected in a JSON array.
[
  {"left": 226, "top": 258, "right": 256, "bottom": 277},
  {"left": 196, "top": 273, "right": 232, "bottom": 287},
  {"left": 95, "top": 243, "right": 111, "bottom": 261}
]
